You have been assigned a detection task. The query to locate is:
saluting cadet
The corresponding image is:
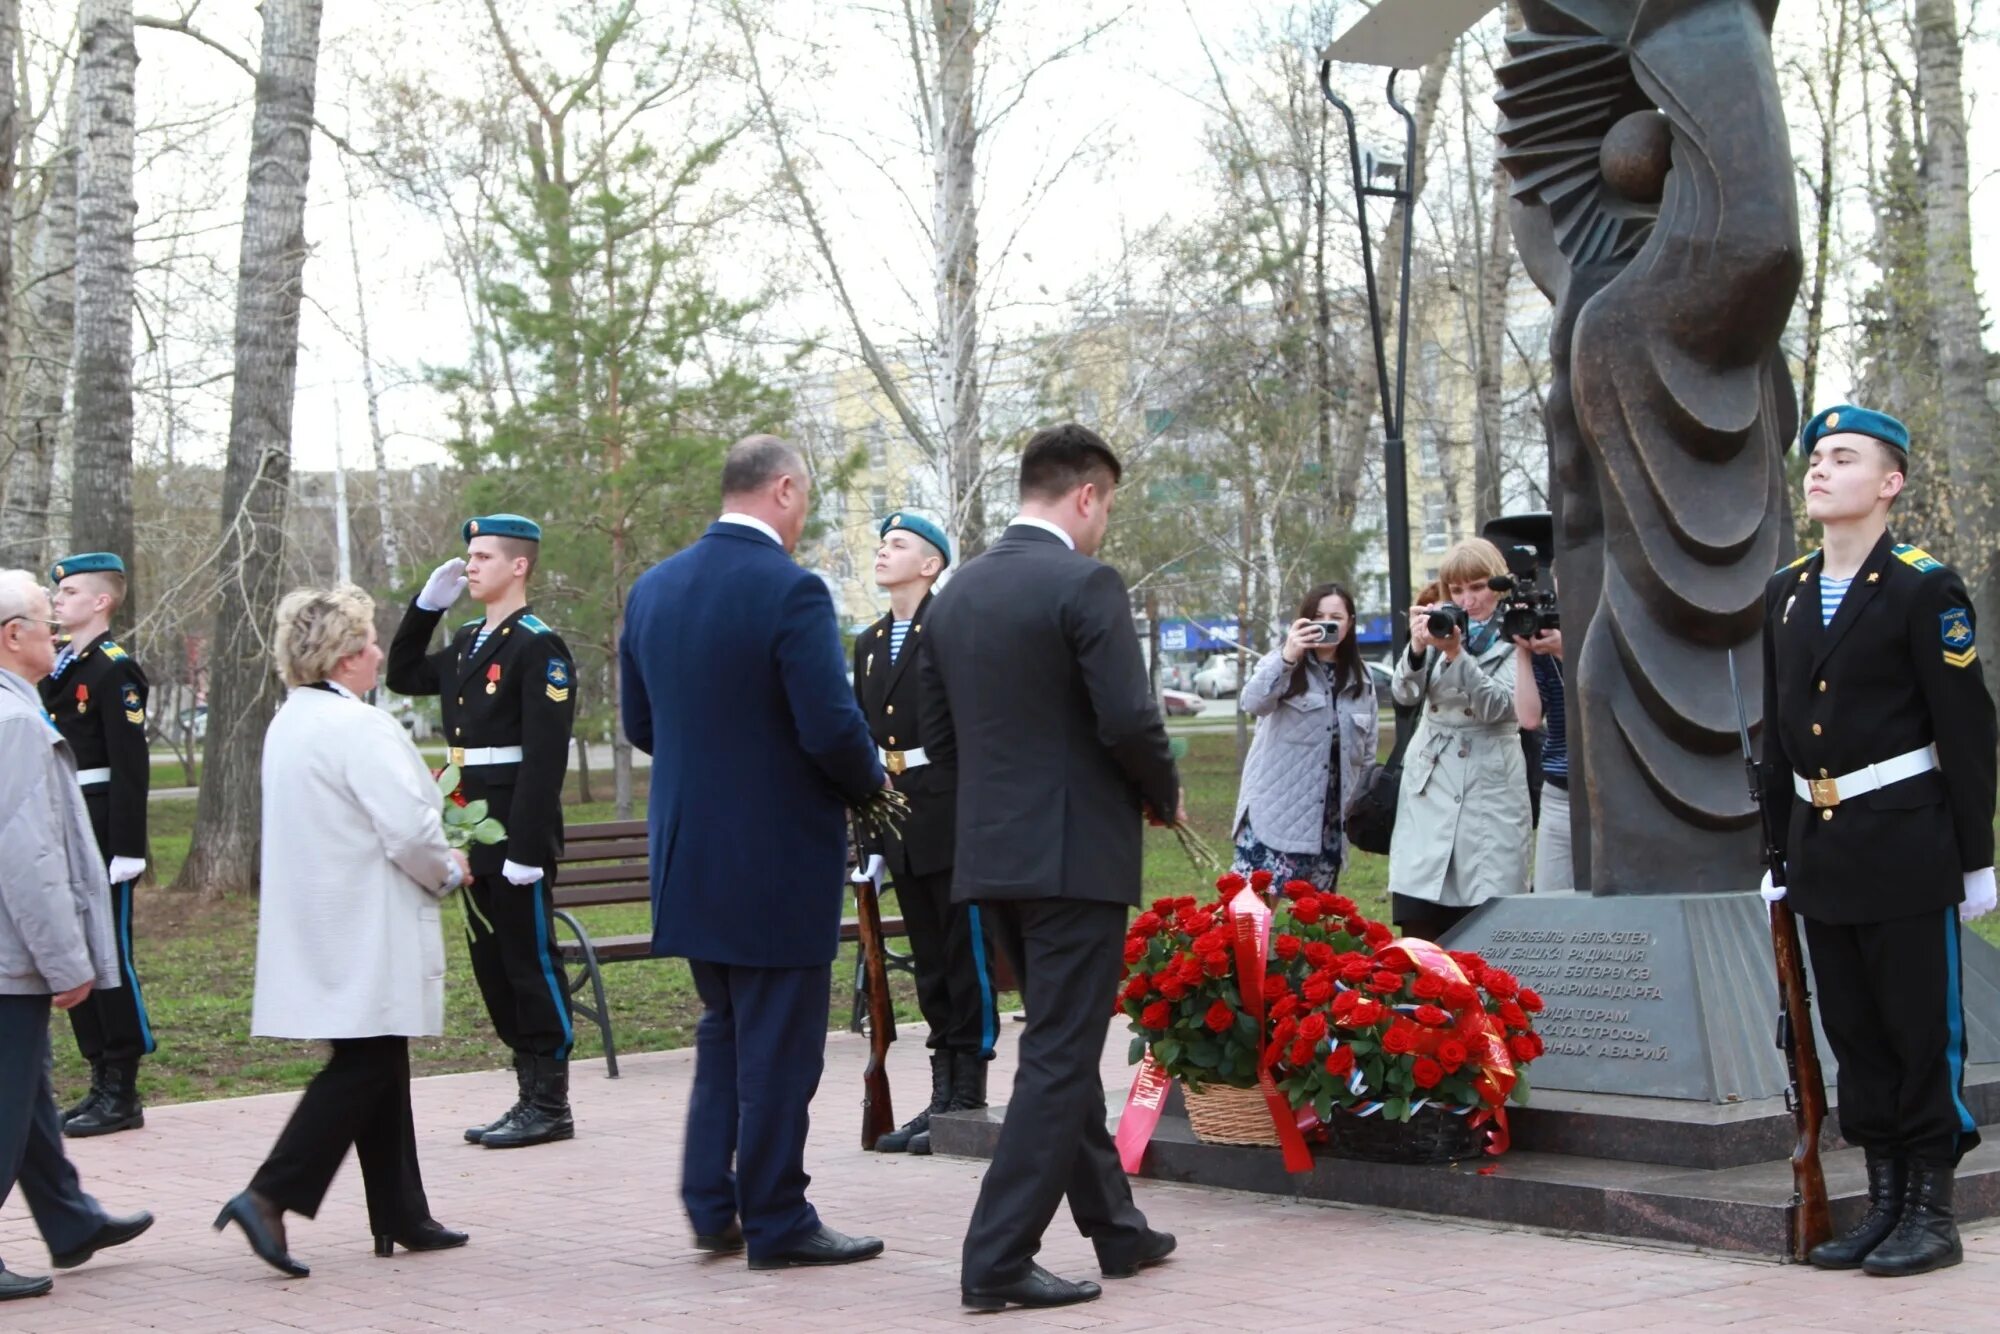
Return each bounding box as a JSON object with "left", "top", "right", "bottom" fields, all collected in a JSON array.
[
  {"left": 42, "top": 552, "right": 154, "bottom": 1138},
  {"left": 853, "top": 512, "right": 997, "bottom": 1156},
  {"left": 1759, "top": 405, "right": 1998, "bottom": 1277},
  {"left": 387, "top": 515, "right": 578, "bottom": 1149}
]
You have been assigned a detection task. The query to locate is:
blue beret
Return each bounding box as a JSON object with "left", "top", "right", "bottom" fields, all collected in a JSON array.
[
  {"left": 50, "top": 552, "right": 125, "bottom": 582},
  {"left": 1802, "top": 404, "right": 1909, "bottom": 456},
  {"left": 879, "top": 511, "right": 950, "bottom": 566},
  {"left": 462, "top": 513, "right": 542, "bottom": 544}
]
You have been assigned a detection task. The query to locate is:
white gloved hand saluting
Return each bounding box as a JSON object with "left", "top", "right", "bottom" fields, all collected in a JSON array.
[
  {"left": 108, "top": 856, "right": 146, "bottom": 885},
  {"left": 1758, "top": 869, "right": 1786, "bottom": 904},
  {"left": 1961, "top": 867, "right": 1997, "bottom": 923},
  {"left": 502, "top": 860, "right": 544, "bottom": 887},
  {"left": 417, "top": 558, "right": 468, "bottom": 613}
]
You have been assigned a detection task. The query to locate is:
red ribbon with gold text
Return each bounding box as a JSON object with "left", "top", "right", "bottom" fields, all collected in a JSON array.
[
  {"left": 1228, "top": 887, "right": 1314, "bottom": 1173},
  {"left": 1378, "top": 937, "right": 1516, "bottom": 1155},
  {"left": 1114, "top": 1054, "right": 1173, "bottom": 1174}
]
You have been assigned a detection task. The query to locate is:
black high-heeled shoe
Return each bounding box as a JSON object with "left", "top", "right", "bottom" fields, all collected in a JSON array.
[
  {"left": 214, "top": 1190, "right": 309, "bottom": 1278},
  {"left": 373, "top": 1221, "right": 469, "bottom": 1257}
]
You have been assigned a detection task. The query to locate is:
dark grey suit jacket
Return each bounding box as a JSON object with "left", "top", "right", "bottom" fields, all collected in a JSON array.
[{"left": 918, "top": 523, "right": 1179, "bottom": 906}]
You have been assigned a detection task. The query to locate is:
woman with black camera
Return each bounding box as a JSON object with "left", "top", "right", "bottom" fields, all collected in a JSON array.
[
  {"left": 1229, "top": 582, "right": 1378, "bottom": 892},
  {"left": 1387, "top": 539, "right": 1531, "bottom": 942}
]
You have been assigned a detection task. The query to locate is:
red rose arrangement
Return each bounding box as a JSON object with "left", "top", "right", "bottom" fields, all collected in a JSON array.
[{"left": 1117, "top": 875, "right": 1264, "bottom": 1090}]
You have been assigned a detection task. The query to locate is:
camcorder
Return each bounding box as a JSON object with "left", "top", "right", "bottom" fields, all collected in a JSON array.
[{"left": 1481, "top": 512, "right": 1560, "bottom": 642}]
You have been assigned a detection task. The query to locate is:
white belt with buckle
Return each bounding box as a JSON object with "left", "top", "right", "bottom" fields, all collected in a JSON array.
[
  {"left": 75, "top": 767, "right": 111, "bottom": 787},
  {"left": 449, "top": 745, "right": 524, "bottom": 767},
  {"left": 880, "top": 746, "right": 929, "bottom": 775},
  {"left": 1793, "top": 744, "right": 1939, "bottom": 809}
]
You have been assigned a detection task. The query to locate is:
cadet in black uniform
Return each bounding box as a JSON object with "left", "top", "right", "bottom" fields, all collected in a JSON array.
[
  {"left": 853, "top": 512, "right": 997, "bottom": 1155},
  {"left": 42, "top": 552, "right": 154, "bottom": 1137},
  {"left": 1760, "top": 405, "right": 1998, "bottom": 1277},
  {"left": 388, "top": 515, "right": 578, "bottom": 1149}
]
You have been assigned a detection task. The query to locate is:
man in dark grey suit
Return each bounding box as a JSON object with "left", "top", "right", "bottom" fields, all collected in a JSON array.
[{"left": 919, "top": 425, "right": 1181, "bottom": 1311}]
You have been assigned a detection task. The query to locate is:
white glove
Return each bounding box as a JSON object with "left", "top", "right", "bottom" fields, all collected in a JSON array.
[
  {"left": 850, "top": 854, "right": 886, "bottom": 884},
  {"left": 416, "top": 558, "right": 468, "bottom": 612},
  {"left": 108, "top": 856, "right": 146, "bottom": 885},
  {"left": 501, "top": 859, "right": 543, "bottom": 887},
  {"left": 1758, "top": 870, "right": 1786, "bottom": 903},
  {"left": 1961, "top": 867, "right": 1997, "bottom": 923}
]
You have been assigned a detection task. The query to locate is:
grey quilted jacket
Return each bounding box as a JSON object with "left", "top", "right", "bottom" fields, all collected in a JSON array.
[{"left": 1232, "top": 648, "right": 1379, "bottom": 857}]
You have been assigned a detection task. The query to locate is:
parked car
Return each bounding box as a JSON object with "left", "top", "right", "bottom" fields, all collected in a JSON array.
[
  {"left": 1161, "top": 688, "right": 1206, "bottom": 718},
  {"left": 1158, "top": 659, "right": 1196, "bottom": 693},
  {"left": 1192, "top": 653, "right": 1241, "bottom": 699}
]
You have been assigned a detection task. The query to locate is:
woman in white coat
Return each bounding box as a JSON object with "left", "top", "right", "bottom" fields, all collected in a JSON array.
[
  {"left": 1387, "top": 539, "right": 1531, "bottom": 943},
  {"left": 215, "top": 586, "right": 471, "bottom": 1279}
]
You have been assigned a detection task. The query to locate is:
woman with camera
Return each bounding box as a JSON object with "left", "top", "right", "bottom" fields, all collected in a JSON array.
[
  {"left": 1387, "top": 539, "right": 1531, "bottom": 942},
  {"left": 1230, "top": 582, "right": 1378, "bottom": 891}
]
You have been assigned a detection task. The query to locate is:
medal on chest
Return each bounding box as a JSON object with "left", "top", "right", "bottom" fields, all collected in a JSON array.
[
  {"left": 486, "top": 663, "right": 501, "bottom": 695},
  {"left": 75, "top": 683, "right": 89, "bottom": 714}
]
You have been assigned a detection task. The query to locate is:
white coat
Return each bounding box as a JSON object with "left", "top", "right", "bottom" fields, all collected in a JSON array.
[
  {"left": 1385, "top": 635, "right": 1531, "bottom": 907},
  {"left": 252, "top": 685, "right": 457, "bottom": 1040}
]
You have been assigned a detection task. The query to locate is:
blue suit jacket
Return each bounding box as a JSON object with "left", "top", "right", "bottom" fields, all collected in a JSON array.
[{"left": 622, "top": 521, "right": 884, "bottom": 968}]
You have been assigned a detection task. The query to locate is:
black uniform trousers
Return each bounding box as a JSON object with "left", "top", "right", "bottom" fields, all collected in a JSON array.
[
  {"left": 894, "top": 865, "right": 999, "bottom": 1057},
  {"left": 961, "top": 898, "right": 1147, "bottom": 1289},
  {"left": 249, "top": 1037, "right": 430, "bottom": 1234},
  {"left": 1803, "top": 907, "right": 1979, "bottom": 1166},
  {"left": 64, "top": 875, "right": 155, "bottom": 1064},
  {"left": 0, "top": 996, "right": 110, "bottom": 1270},
  {"left": 465, "top": 871, "right": 573, "bottom": 1060},
  {"left": 681, "top": 959, "right": 829, "bottom": 1259}
]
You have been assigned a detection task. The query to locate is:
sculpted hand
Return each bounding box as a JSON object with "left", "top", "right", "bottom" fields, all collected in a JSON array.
[
  {"left": 1758, "top": 870, "right": 1786, "bottom": 904},
  {"left": 52, "top": 982, "right": 93, "bottom": 1011},
  {"left": 108, "top": 856, "right": 147, "bottom": 885},
  {"left": 417, "top": 558, "right": 468, "bottom": 613},
  {"left": 501, "top": 859, "right": 543, "bottom": 887},
  {"left": 1961, "top": 867, "right": 1997, "bottom": 923}
]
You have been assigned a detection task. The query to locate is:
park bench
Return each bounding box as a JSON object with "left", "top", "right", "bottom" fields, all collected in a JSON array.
[{"left": 549, "top": 819, "right": 916, "bottom": 1077}]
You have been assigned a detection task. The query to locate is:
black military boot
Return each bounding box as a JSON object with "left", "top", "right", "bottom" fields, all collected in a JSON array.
[
  {"left": 61, "top": 1064, "right": 107, "bottom": 1126},
  {"left": 64, "top": 1059, "right": 143, "bottom": 1137},
  {"left": 481, "top": 1056, "right": 573, "bottom": 1149},
  {"left": 1863, "top": 1159, "right": 1963, "bottom": 1276},
  {"left": 876, "top": 1051, "right": 952, "bottom": 1154},
  {"left": 1809, "top": 1154, "right": 1904, "bottom": 1269},
  {"left": 465, "top": 1053, "right": 531, "bottom": 1144},
  {"left": 949, "top": 1051, "right": 990, "bottom": 1111}
]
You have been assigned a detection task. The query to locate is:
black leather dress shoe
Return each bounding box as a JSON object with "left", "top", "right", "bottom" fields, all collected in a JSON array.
[
  {"left": 374, "top": 1221, "right": 469, "bottom": 1257},
  {"left": 0, "top": 1270, "right": 53, "bottom": 1301},
  {"left": 51, "top": 1211, "right": 155, "bottom": 1269},
  {"left": 1098, "top": 1228, "right": 1176, "bottom": 1278},
  {"left": 746, "top": 1225, "right": 885, "bottom": 1270},
  {"left": 962, "top": 1262, "right": 1102, "bottom": 1311},
  {"left": 694, "top": 1221, "right": 745, "bottom": 1254},
  {"left": 214, "top": 1190, "right": 309, "bottom": 1278}
]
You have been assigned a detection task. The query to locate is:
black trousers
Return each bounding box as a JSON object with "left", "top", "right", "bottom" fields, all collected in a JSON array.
[
  {"left": 1391, "top": 896, "right": 1477, "bottom": 944},
  {"left": 466, "top": 871, "right": 573, "bottom": 1059},
  {"left": 250, "top": 1037, "right": 431, "bottom": 1234},
  {"left": 0, "top": 996, "right": 108, "bottom": 1271},
  {"left": 1803, "top": 908, "right": 1979, "bottom": 1167},
  {"left": 961, "top": 898, "right": 1147, "bottom": 1289},
  {"left": 65, "top": 879, "right": 156, "bottom": 1065},
  {"left": 894, "top": 866, "right": 999, "bottom": 1058}
]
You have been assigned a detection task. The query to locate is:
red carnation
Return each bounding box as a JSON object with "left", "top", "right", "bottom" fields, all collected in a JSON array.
[
  {"left": 1363, "top": 922, "right": 1394, "bottom": 948},
  {"left": 1414, "top": 1004, "right": 1450, "bottom": 1028},
  {"left": 1437, "top": 1037, "right": 1470, "bottom": 1072},
  {"left": 1291, "top": 897, "right": 1324, "bottom": 925},
  {"left": 1123, "top": 938, "right": 1145, "bottom": 965},
  {"left": 1411, "top": 1056, "right": 1444, "bottom": 1089},
  {"left": 1283, "top": 879, "right": 1315, "bottom": 900},
  {"left": 1498, "top": 1000, "right": 1529, "bottom": 1031},
  {"left": 1205, "top": 1000, "right": 1236, "bottom": 1033},
  {"left": 1216, "top": 872, "right": 1248, "bottom": 895},
  {"left": 1131, "top": 912, "right": 1162, "bottom": 938},
  {"left": 1324, "top": 1044, "right": 1356, "bottom": 1078},
  {"left": 1249, "top": 869, "right": 1275, "bottom": 892},
  {"left": 1274, "top": 933, "right": 1302, "bottom": 961},
  {"left": 1482, "top": 968, "right": 1520, "bottom": 1000},
  {"left": 1411, "top": 974, "right": 1445, "bottom": 1001},
  {"left": 1510, "top": 1032, "right": 1545, "bottom": 1063},
  {"left": 1382, "top": 1021, "right": 1420, "bottom": 1055},
  {"left": 1140, "top": 1001, "right": 1170, "bottom": 1030},
  {"left": 1519, "top": 987, "right": 1545, "bottom": 1013}
]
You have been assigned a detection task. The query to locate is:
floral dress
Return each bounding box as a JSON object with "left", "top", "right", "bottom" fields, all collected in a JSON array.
[{"left": 1232, "top": 660, "right": 1344, "bottom": 890}]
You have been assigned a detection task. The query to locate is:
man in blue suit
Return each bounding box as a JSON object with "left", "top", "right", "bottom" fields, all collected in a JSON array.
[{"left": 621, "top": 435, "right": 888, "bottom": 1271}]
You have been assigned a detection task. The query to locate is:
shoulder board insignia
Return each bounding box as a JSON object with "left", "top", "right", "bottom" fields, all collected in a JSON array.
[
  {"left": 519, "top": 614, "right": 552, "bottom": 634},
  {"left": 1894, "top": 544, "right": 1944, "bottom": 573},
  {"left": 100, "top": 641, "right": 128, "bottom": 661},
  {"left": 1783, "top": 550, "right": 1817, "bottom": 572}
]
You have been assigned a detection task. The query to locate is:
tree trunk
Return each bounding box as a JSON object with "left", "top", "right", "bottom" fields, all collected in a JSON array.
[
  {"left": 343, "top": 157, "right": 397, "bottom": 587},
  {"left": 1473, "top": 155, "right": 1513, "bottom": 526},
  {"left": 1, "top": 84, "right": 78, "bottom": 569},
  {"left": 1797, "top": 0, "right": 1851, "bottom": 422},
  {"left": 0, "top": 0, "right": 32, "bottom": 566},
  {"left": 70, "top": 0, "right": 136, "bottom": 597},
  {"left": 932, "top": 0, "right": 983, "bottom": 556},
  {"left": 178, "top": 0, "right": 325, "bottom": 898},
  {"left": 1912, "top": 0, "right": 2000, "bottom": 702}
]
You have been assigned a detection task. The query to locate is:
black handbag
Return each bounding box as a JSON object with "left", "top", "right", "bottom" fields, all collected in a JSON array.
[{"left": 1343, "top": 658, "right": 1428, "bottom": 856}]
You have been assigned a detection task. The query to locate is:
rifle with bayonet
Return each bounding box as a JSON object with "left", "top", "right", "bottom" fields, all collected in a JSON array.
[
  {"left": 850, "top": 850, "right": 897, "bottom": 1149},
  {"left": 1729, "top": 649, "right": 1832, "bottom": 1261}
]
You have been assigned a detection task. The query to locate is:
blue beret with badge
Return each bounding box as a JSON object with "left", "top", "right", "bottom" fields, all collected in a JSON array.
[
  {"left": 49, "top": 551, "right": 125, "bottom": 583},
  {"left": 1800, "top": 404, "right": 1910, "bottom": 457},
  {"left": 462, "top": 514, "right": 543, "bottom": 544},
  {"left": 879, "top": 511, "right": 950, "bottom": 567}
]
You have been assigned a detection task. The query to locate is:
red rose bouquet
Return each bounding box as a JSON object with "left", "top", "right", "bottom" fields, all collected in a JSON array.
[{"left": 1118, "top": 875, "right": 1264, "bottom": 1090}]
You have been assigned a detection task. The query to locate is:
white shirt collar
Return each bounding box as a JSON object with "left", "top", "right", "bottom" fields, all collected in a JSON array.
[
  {"left": 323, "top": 679, "right": 359, "bottom": 700},
  {"left": 1008, "top": 515, "right": 1076, "bottom": 550},
  {"left": 718, "top": 512, "right": 784, "bottom": 548}
]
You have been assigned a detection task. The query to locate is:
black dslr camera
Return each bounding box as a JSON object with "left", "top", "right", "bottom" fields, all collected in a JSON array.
[
  {"left": 1424, "top": 602, "right": 1470, "bottom": 640},
  {"left": 1480, "top": 511, "right": 1559, "bottom": 642}
]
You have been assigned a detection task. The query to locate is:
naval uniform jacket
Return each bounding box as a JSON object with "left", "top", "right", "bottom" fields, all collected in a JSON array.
[
  {"left": 852, "top": 592, "right": 955, "bottom": 879},
  {"left": 387, "top": 602, "right": 576, "bottom": 876},
  {"left": 1759, "top": 532, "right": 1998, "bottom": 925},
  {"left": 40, "top": 634, "right": 150, "bottom": 861}
]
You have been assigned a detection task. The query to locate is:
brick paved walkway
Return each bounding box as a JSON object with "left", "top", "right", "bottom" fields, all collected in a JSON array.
[{"left": 6, "top": 1022, "right": 1998, "bottom": 1332}]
